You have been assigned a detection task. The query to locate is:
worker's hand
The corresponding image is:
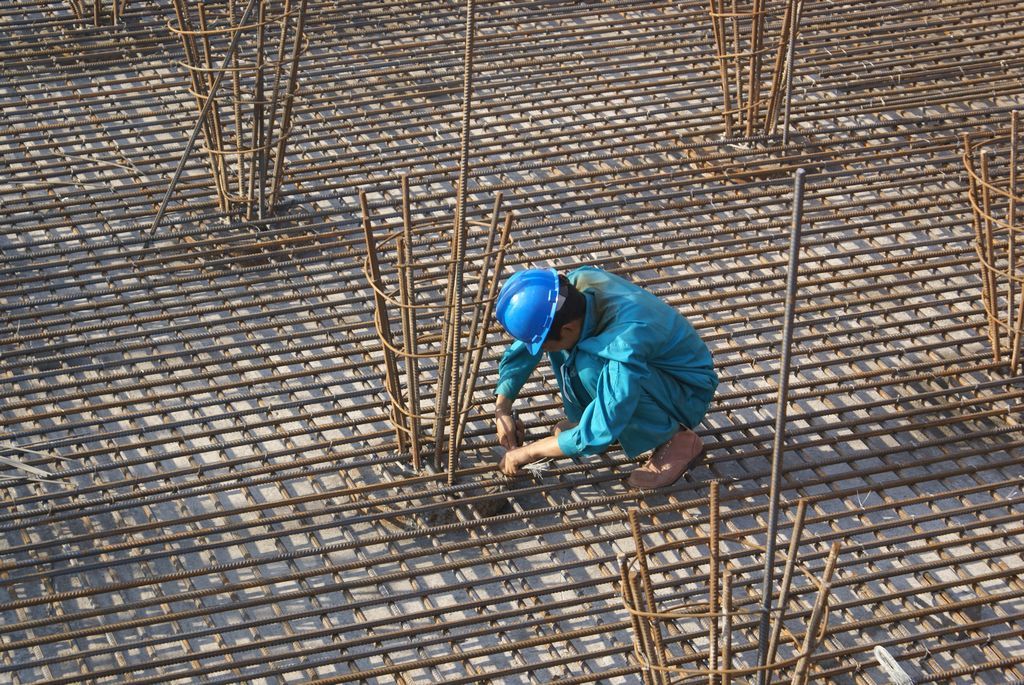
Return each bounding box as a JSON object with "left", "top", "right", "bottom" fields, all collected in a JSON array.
[
  {"left": 495, "top": 411, "right": 525, "bottom": 450},
  {"left": 499, "top": 445, "right": 531, "bottom": 477}
]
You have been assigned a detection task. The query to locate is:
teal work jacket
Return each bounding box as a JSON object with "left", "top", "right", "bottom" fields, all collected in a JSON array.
[{"left": 495, "top": 266, "right": 718, "bottom": 458}]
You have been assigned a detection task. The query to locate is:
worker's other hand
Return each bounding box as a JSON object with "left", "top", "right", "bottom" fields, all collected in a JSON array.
[
  {"left": 495, "top": 412, "right": 525, "bottom": 449},
  {"left": 499, "top": 446, "right": 530, "bottom": 477}
]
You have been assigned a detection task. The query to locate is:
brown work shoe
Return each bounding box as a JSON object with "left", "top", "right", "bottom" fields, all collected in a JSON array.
[{"left": 627, "top": 429, "right": 705, "bottom": 490}]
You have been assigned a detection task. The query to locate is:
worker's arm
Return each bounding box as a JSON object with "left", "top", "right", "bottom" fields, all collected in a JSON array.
[
  {"left": 499, "top": 434, "right": 564, "bottom": 476},
  {"left": 494, "top": 341, "right": 542, "bottom": 449},
  {"left": 495, "top": 394, "right": 525, "bottom": 449},
  {"left": 500, "top": 356, "right": 646, "bottom": 476},
  {"left": 495, "top": 340, "right": 542, "bottom": 398}
]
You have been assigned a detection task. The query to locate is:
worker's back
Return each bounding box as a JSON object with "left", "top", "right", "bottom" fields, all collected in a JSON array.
[{"left": 568, "top": 266, "right": 718, "bottom": 395}]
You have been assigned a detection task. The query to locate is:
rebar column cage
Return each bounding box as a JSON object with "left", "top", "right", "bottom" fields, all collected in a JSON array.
[
  {"left": 67, "top": 0, "right": 127, "bottom": 25},
  {"left": 962, "top": 111, "right": 1024, "bottom": 375},
  {"left": 622, "top": 502, "right": 840, "bottom": 685},
  {"left": 707, "top": 0, "right": 803, "bottom": 139},
  {"left": 359, "top": 183, "right": 514, "bottom": 478},
  {"left": 168, "top": 0, "right": 307, "bottom": 220}
]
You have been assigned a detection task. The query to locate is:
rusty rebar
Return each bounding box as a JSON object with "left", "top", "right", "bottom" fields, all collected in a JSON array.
[
  {"left": 964, "top": 134, "right": 999, "bottom": 355},
  {"left": 709, "top": 479, "right": 722, "bottom": 685},
  {"left": 432, "top": 187, "right": 459, "bottom": 470},
  {"left": 763, "top": 0, "right": 794, "bottom": 132},
  {"left": 629, "top": 509, "right": 670, "bottom": 685},
  {"left": 229, "top": 0, "right": 245, "bottom": 200},
  {"left": 269, "top": 0, "right": 307, "bottom": 208},
  {"left": 1009, "top": 111, "right": 1023, "bottom": 373},
  {"left": 454, "top": 210, "right": 513, "bottom": 453},
  {"left": 789, "top": 542, "right": 840, "bottom": 685},
  {"left": 196, "top": 3, "right": 231, "bottom": 212},
  {"left": 766, "top": 498, "right": 808, "bottom": 668},
  {"left": 980, "top": 149, "right": 1002, "bottom": 362},
  {"left": 756, "top": 167, "right": 805, "bottom": 685},
  {"left": 400, "top": 175, "right": 423, "bottom": 470},
  {"left": 708, "top": 0, "right": 734, "bottom": 137},
  {"left": 730, "top": 0, "right": 742, "bottom": 132},
  {"left": 445, "top": 0, "right": 478, "bottom": 485},
  {"left": 780, "top": 0, "right": 803, "bottom": 146},
  {"left": 248, "top": 0, "right": 268, "bottom": 220},
  {"left": 622, "top": 557, "right": 656, "bottom": 685},
  {"left": 456, "top": 193, "right": 503, "bottom": 416},
  {"left": 259, "top": 0, "right": 294, "bottom": 217},
  {"left": 359, "top": 189, "right": 407, "bottom": 455},
  {"left": 150, "top": 0, "right": 259, "bottom": 234},
  {"left": 744, "top": 0, "right": 765, "bottom": 137},
  {"left": 722, "top": 566, "right": 733, "bottom": 685}
]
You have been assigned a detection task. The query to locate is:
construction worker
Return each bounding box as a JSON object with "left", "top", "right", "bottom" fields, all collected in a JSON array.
[{"left": 493, "top": 266, "right": 717, "bottom": 489}]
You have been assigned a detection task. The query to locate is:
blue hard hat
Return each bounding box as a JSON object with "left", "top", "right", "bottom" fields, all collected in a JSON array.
[{"left": 495, "top": 268, "right": 559, "bottom": 355}]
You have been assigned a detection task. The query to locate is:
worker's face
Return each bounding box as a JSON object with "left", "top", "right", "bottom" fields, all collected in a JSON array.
[{"left": 540, "top": 321, "right": 582, "bottom": 352}]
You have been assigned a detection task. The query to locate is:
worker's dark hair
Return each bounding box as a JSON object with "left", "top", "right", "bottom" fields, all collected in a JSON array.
[{"left": 545, "top": 275, "right": 585, "bottom": 343}]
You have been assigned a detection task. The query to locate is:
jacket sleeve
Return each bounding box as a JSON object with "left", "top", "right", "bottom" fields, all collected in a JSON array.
[
  {"left": 495, "top": 340, "right": 543, "bottom": 399},
  {"left": 556, "top": 356, "right": 649, "bottom": 457}
]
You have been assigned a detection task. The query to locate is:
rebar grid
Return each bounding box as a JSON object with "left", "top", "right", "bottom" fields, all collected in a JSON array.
[{"left": 2, "top": 0, "right": 1024, "bottom": 683}]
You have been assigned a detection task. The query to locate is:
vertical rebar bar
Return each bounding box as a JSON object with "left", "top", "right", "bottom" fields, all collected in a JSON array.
[
  {"left": 789, "top": 580, "right": 832, "bottom": 685},
  {"left": 629, "top": 509, "right": 670, "bottom": 685},
  {"left": 1008, "top": 112, "right": 1022, "bottom": 373},
  {"left": 174, "top": 0, "right": 211, "bottom": 202},
  {"left": 457, "top": 193, "right": 503, "bottom": 408},
  {"left": 400, "top": 175, "right": 422, "bottom": 471},
  {"left": 766, "top": 497, "right": 808, "bottom": 668},
  {"left": 150, "top": 0, "right": 260, "bottom": 235},
  {"left": 621, "top": 557, "right": 655, "bottom": 685},
  {"left": 634, "top": 567, "right": 663, "bottom": 685},
  {"left": 964, "top": 135, "right": 999, "bottom": 356},
  {"left": 755, "top": 167, "right": 805, "bottom": 685},
  {"left": 247, "top": 1, "right": 267, "bottom": 220},
  {"left": 229, "top": 0, "right": 245, "bottom": 202},
  {"left": 709, "top": 480, "right": 721, "bottom": 685},
  {"left": 981, "top": 150, "right": 1002, "bottom": 363},
  {"left": 454, "top": 211, "right": 513, "bottom": 453},
  {"left": 781, "top": 0, "right": 803, "bottom": 146},
  {"left": 269, "top": 0, "right": 307, "bottom": 208},
  {"left": 360, "top": 191, "right": 407, "bottom": 456},
  {"left": 764, "top": 0, "right": 794, "bottom": 133},
  {"left": 744, "top": 0, "right": 765, "bottom": 138},
  {"left": 722, "top": 566, "right": 733, "bottom": 685},
  {"left": 432, "top": 193, "right": 459, "bottom": 471},
  {"left": 196, "top": 3, "right": 231, "bottom": 213},
  {"left": 260, "top": 0, "right": 293, "bottom": 218},
  {"left": 446, "top": 0, "right": 478, "bottom": 486},
  {"left": 730, "top": 0, "right": 743, "bottom": 132},
  {"left": 396, "top": 236, "right": 418, "bottom": 467},
  {"left": 171, "top": 0, "right": 220, "bottom": 209},
  {"left": 708, "top": 0, "right": 733, "bottom": 137},
  {"left": 789, "top": 542, "right": 840, "bottom": 685}
]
